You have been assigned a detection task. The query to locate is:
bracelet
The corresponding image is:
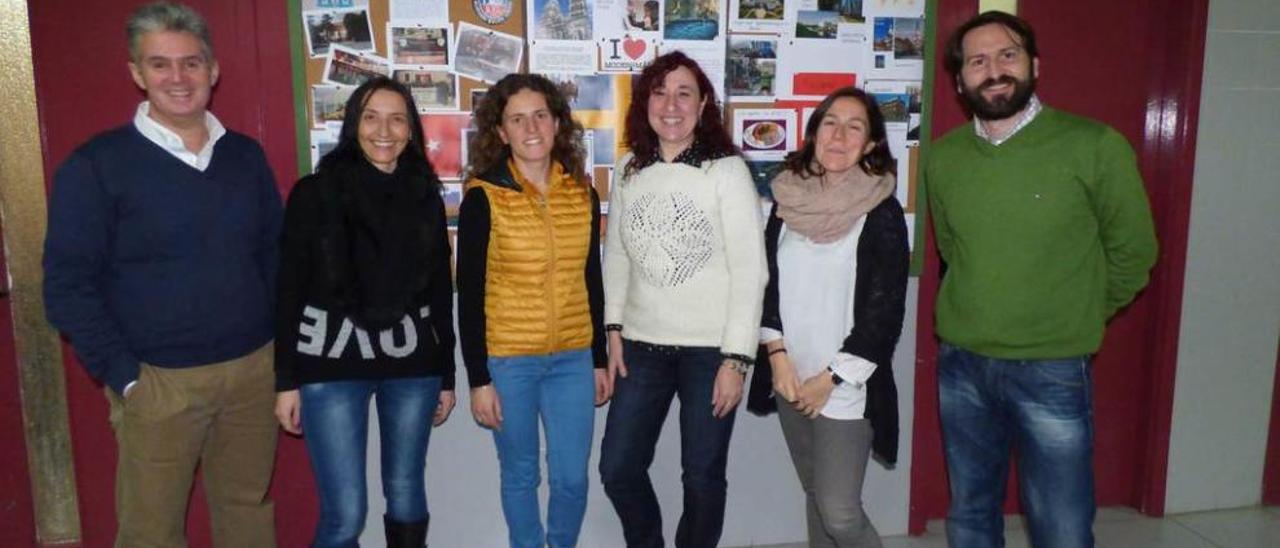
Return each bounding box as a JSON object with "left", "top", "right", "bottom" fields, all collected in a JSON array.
[
  {"left": 723, "top": 359, "right": 751, "bottom": 375},
  {"left": 768, "top": 347, "right": 787, "bottom": 356},
  {"left": 604, "top": 324, "right": 623, "bottom": 332}
]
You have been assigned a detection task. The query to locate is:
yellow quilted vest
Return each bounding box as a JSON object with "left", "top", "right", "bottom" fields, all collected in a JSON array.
[{"left": 466, "top": 160, "right": 594, "bottom": 357}]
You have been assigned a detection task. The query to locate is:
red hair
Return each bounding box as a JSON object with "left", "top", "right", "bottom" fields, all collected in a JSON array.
[{"left": 623, "top": 51, "right": 737, "bottom": 176}]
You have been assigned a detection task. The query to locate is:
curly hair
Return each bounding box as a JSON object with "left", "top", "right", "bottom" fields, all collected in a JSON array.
[
  {"left": 317, "top": 76, "right": 437, "bottom": 183},
  {"left": 466, "top": 73, "right": 587, "bottom": 182},
  {"left": 783, "top": 87, "right": 896, "bottom": 179},
  {"left": 623, "top": 51, "right": 737, "bottom": 177}
]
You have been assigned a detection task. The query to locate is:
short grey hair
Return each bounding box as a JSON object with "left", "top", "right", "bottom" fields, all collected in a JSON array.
[{"left": 126, "top": 2, "right": 214, "bottom": 62}]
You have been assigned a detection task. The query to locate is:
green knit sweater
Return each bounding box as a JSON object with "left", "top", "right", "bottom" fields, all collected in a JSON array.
[{"left": 925, "top": 107, "right": 1158, "bottom": 359}]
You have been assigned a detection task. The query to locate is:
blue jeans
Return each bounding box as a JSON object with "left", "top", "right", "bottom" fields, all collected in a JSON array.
[
  {"left": 938, "top": 342, "right": 1095, "bottom": 548},
  {"left": 599, "top": 340, "right": 736, "bottom": 548},
  {"left": 300, "top": 375, "right": 442, "bottom": 548},
  {"left": 488, "top": 348, "right": 596, "bottom": 548}
]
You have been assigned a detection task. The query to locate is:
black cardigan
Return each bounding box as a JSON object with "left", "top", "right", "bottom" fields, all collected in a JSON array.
[{"left": 747, "top": 197, "right": 909, "bottom": 466}]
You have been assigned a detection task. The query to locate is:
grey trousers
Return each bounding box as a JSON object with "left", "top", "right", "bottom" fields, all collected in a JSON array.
[{"left": 777, "top": 398, "right": 883, "bottom": 548}]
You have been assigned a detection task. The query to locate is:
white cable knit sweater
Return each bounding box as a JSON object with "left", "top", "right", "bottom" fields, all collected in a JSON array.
[{"left": 603, "top": 153, "right": 768, "bottom": 358}]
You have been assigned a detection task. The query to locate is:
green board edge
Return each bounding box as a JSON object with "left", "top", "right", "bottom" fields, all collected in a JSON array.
[
  {"left": 911, "top": 0, "right": 939, "bottom": 276},
  {"left": 288, "top": 0, "right": 311, "bottom": 179}
]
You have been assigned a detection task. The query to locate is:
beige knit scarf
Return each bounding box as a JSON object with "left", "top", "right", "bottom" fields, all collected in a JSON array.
[{"left": 770, "top": 167, "right": 896, "bottom": 243}]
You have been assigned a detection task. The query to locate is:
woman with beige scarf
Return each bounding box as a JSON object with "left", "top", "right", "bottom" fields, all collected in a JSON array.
[{"left": 746, "top": 87, "right": 909, "bottom": 548}]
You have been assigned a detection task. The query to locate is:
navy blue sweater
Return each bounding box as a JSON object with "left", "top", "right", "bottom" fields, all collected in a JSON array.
[{"left": 43, "top": 125, "right": 283, "bottom": 394}]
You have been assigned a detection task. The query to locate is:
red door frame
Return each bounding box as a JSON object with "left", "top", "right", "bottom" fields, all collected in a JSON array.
[
  {"left": 908, "top": 0, "right": 1209, "bottom": 533},
  {"left": 24, "top": 1, "right": 315, "bottom": 546},
  {"left": 1263, "top": 342, "right": 1280, "bottom": 506}
]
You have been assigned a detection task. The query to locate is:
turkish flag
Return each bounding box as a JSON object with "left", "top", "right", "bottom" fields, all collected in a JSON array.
[{"left": 420, "top": 113, "right": 473, "bottom": 179}]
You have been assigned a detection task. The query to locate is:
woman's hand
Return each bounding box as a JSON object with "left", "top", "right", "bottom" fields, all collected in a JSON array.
[
  {"left": 769, "top": 350, "right": 801, "bottom": 403},
  {"left": 793, "top": 372, "right": 836, "bottom": 419},
  {"left": 595, "top": 368, "right": 613, "bottom": 406},
  {"left": 470, "top": 384, "right": 503, "bottom": 430},
  {"left": 433, "top": 390, "right": 456, "bottom": 426},
  {"left": 607, "top": 331, "right": 628, "bottom": 383},
  {"left": 711, "top": 361, "right": 745, "bottom": 418},
  {"left": 274, "top": 390, "right": 302, "bottom": 435}
]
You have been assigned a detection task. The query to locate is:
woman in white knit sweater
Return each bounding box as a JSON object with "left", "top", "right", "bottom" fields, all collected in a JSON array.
[{"left": 598, "top": 51, "right": 767, "bottom": 548}]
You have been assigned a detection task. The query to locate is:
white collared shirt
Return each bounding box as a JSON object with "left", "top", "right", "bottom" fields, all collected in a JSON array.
[
  {"left": 974, "top": 94, "right": 1042, "bottom": 146},
  {"left": 132, "top": 101, "right": 226, "bottom": 171}
]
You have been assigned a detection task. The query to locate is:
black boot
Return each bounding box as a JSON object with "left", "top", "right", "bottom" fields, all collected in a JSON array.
[{"left": 384, "top": 514, "right": 428, "bottom": 548}]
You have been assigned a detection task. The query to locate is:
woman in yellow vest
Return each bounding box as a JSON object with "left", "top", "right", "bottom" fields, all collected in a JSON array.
[{"left": 458, "top": 73, "right": 610, "bottom": 548}]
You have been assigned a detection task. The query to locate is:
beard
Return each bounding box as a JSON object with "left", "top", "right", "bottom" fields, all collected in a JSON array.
[{"left": 960, "top": 73, "right": 1037, "bottom": 121}]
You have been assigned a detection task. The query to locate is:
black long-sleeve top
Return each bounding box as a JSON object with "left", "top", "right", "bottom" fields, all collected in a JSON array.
[{"left": 274, "top": 166, "right": 456, "bottom": 391}]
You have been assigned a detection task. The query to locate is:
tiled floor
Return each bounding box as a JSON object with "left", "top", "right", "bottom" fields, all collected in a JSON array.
[{"left": 735, "top": 505, "right": 1280, "bottom": 548}]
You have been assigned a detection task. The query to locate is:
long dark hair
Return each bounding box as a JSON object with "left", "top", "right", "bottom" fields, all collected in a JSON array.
[
  {"left": 783, "top": 87, "right": 895, "bottom": 178},
  {"left": 466, "top": 73, "right": 587, "bottom": 182},
  {"left": 623, "top": 51, "right": 736, "bottom": 177},
  {"left": 317, "top": 76, "right": 437, "bottom": 183}
]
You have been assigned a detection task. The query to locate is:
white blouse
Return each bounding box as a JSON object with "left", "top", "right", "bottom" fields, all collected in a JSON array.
[{"left": 762, "top": 216, "right": 878, "bottom": 420}]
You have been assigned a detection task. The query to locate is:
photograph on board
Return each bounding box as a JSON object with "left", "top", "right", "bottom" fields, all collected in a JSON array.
[
  {"left": 795, "top": 10, "right": 841, "bottom": 39},
  {"left": 545, "top": 73, "right": 616, "bottom": 111},
  {"left": 623, "top": 0, "right": 661, "bottom": 31},
  {"left": 733, "top": 108, "right": 797, "bottom": 162},
  {"left": 819, "top": 0, "right": 863, "bottom": 23},
  {"left": 727, "top": 36, "right": 777, "bottom": 100},
  {"left": 453, "top": 23, "right": 524, "bottom": 84},
  {"left": 664, "top": 0, "right": 719, "bottom": 40},
  {"left": 322, "top": 45, "right": 391, "bottom": 86},
  {"left": 393, "top": 69, "right": 459, "bottom": 112},
  {"left": 737, "top": 0, "right": 783, "bottom": 21},
  {"left": 533, "top": 0, "right": 595, "bottom": 40},
  {"left": 422, "top": 113, "right": 473, "bottom": 178},
  {"left": 872, "top": 92, "right": 910, "bottom": 124},
  {"left": 389, "top": 24, "right": 451, "bottom": 67},
  {"left": 303, "top": 7, "right": 374, "bottom": 56},
  {"left": 892, "top": 17, "right": 924, "bottom": 60},
  {"left": 311, "top": 85, "right": 355, "bottom": 127},
  {"left": 873, "top": 17, "right": 894, "bottom": 51}
]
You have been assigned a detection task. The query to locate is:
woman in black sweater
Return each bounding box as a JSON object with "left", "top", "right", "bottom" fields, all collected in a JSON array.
[
  {"left": 747, "top": 87, "right": 908, "bottom": 548},
  {"left": 273, "top": 77, "right": 456, "bottom": 548}
]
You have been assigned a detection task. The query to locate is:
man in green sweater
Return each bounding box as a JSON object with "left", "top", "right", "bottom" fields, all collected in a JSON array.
[{"left": 925, "top": 11, "right": 1157, "bottom": 548}]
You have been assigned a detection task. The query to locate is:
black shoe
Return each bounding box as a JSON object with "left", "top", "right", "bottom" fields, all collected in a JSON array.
[{"left": 384, "top": 514, "right": 429, "bottom": 548}]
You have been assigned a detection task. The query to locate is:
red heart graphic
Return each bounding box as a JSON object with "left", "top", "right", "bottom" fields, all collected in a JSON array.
[{"left": 622, "top": 38, "right": 647, "bottom": 60}]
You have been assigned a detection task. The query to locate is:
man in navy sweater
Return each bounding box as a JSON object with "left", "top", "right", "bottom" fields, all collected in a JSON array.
[{"left": 42, "top": 3, "right": 282, "bottom": 546}]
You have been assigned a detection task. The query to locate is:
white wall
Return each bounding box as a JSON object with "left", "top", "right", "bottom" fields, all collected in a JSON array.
[
  {"left": 1165, "top": 0, "right": 1280, "bottom": 514},
  {"left": 354, "top": 282, "right": 919, "bottom": 546}
]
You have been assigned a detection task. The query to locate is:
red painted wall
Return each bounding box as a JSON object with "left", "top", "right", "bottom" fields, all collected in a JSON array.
[
  {"left": 909, "top": 0, "right": 1206, "bottom": 533},
  {"left": 23, "top": 1, "right": 315, "bottom": 546}
]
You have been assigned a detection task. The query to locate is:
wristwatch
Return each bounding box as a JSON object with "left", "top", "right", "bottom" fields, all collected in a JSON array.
[{"left": 827, "top": 366, "right": 846, "bottom": 386}]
